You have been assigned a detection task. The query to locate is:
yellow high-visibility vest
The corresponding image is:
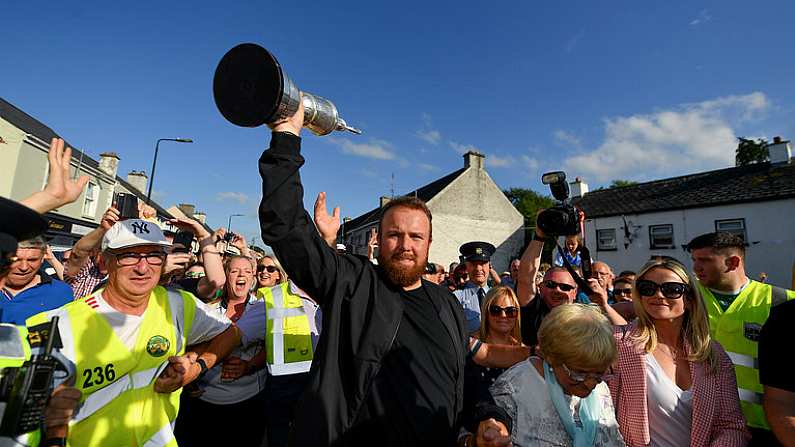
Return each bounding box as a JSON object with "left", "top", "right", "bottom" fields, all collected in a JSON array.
[
  {"left": 26, "top": 286, "right": 197, "bottom": 447},
  {"left": 699, "top": 280, "right": 795, "bottom": 429},
  {"left": 257, "top": 282, "right": 313, "bottom": 376}
]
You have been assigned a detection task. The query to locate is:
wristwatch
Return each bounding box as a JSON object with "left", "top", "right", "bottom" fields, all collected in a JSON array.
[
  {"left": 196, "top": 358, "right": 209, "bottom": 379},
  {"left": 42, "top": 438, "right": 66, "bottom": 447}
]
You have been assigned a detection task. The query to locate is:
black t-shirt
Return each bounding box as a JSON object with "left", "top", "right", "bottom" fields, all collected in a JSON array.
[
  {"left": 520, "top": 294, "right": 551, "bottom": 348},
  {"left": 353, "top": 285, "right": 459, "bottom": 445},
  {"left": 759, "top": 299, "right": 795, "bottom": 392}
]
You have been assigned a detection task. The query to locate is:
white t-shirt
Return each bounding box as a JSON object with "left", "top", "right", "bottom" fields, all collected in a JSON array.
[
  {"left": 92, "top": 290, "right": 230, "bottom": 351},
  {"left": 645, "top": 354, "right": 693, "bottom": 447}
]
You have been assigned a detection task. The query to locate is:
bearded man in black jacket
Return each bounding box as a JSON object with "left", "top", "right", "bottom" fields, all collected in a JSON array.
[{"left": 258, "top": 100, "right": 519, "bottom": 447}]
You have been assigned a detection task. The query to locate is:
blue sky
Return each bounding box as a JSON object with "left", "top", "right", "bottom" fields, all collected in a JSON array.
[{"left": 3, "top": 1, "right": 795, "bottom": 244}]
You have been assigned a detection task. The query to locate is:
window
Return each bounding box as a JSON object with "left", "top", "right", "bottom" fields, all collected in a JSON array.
[
  {"left": 715, "top": 218, "right": 747, "bottom": 241},
  {"left": 596, "top": 229, "right": 617, "bottom": 251},
  {"left": 649, "top": 224, "right": 674, "bottom": 249},
  {"left": 82, "top": 182, "right": 98, "bottom": 217}
]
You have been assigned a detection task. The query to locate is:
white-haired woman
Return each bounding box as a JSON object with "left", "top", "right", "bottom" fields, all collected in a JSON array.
[
  {"left": 471, "top": 304, "right": 625, "bottom": 447},
  {"left": 608, "top": 258, "right": 749, "bottom": 447}
]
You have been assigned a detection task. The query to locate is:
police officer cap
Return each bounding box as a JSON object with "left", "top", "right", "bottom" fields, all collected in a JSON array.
[{"left": 459, "top": 241, "right": 495, "bottom": 263}]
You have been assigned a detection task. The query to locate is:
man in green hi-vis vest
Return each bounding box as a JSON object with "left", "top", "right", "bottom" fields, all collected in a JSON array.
[{"left": 687, "top": 231, "right": 795, "bottom": 447}]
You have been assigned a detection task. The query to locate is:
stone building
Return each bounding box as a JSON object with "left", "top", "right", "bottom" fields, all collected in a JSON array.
[
  {"left": 0, "top": 97, "right": 175, "bottom": 248},
  {"left": 341, "top": 151, "right": 525, "bottom": 272}
]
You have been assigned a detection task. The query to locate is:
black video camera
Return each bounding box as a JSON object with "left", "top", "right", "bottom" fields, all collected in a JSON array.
[
  {"left": 0, "top": 317, "right": 73, "bottom": 437},
  {"left": 537, "top": 171, "right": 580, "bottom": 237},
  {"left": 223, "top": 232, "right": 237, "bottom": 243}
]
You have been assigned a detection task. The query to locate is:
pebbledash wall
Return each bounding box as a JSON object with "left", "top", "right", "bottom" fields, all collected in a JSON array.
[
  {"left": 581, "top": 199, "right": 795, "bottom": 288},
  {"left": 342, "top": 151, "right": 525, "bottom": 273},
  {"left": 426, "top": 164, "right": 525, "bottom": 272}
]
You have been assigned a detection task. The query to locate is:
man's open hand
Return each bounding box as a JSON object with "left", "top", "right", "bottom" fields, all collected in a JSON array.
[{"left": 314, "top": 192, "right": 341, "bottom": 247}]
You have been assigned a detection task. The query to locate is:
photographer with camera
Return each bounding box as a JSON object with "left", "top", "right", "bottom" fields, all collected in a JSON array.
[
  {"left": 26, "top": 218, "right": 241, "bottom": 446},
  {"left": 516, "top": 173, "right": 626, "bottom": 348}
]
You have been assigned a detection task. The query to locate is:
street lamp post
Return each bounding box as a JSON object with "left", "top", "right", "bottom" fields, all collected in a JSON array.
[
  {"left": 147, "top": 138, "right": 193, "bottom": 203},
  {"left": 227, "top": 213, "right": 244, "bottom": 235}
]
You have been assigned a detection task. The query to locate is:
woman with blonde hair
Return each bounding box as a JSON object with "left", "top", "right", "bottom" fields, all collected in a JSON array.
[
  {"left": 256, "top": 254, "right": 287, "bottom": 289},
  {"left": 608, "top": 257, "right": 749, "bottom": 447},
  {"left": 470, "top": 303, "right": 624, "bottom": 446}
]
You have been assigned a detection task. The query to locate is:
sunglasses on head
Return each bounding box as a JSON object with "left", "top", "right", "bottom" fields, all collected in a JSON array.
[
  {"left": 636, "top": 279, "right": 688, "bottom": 299},
  {"left": 257, "top": 265, "right": 278, "bottom": 273},
  {"left": 544, "top": 280, "right": 576, "bottom": 292},
  {"left": 488, "top": 304, "right": 518, "bottom": 318}
]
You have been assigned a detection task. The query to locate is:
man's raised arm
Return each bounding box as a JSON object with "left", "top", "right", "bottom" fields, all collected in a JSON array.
[
  {"left": 258, "top": 99, "right": 340, "bottom": 305},
  {"left": 516, "top": 220, "right": 546, "bottom": 306}
]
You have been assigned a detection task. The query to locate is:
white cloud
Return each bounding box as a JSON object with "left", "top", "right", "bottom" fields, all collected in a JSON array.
[
  {"left": 565, "top": 30, "right": 584, "bottom": 53},
  {"left": 416, "top": 113, "right": 442, "bottom": 145},
  {"left": 521, "top": 155, "right": 539, "bottom": 171},
  {"left": 418, "top": 163, "right": 439, "bottom": 172},
  {"left": 417, "top": 129, "right": 442, "bottom": 145},
  {"left": 553, "top": 129, "right": 583, "bottom": 149},
  {"left": 562, "top": 92, "right": 770, "bottom": 183},
  {"left": 216, "top": 191, "right": 249, "bottom": 204},
  {"left": 690, "top": 9, "right": 712, "bottom": 26},
  {"left": 329, "top": 137, "right": 396, "bottom": 160},
  {"left": 486, "top": 154, "right": 515, "bottom": 168},
  {"left": 449, "top": 141, "right": 480, "bottom": 155}
]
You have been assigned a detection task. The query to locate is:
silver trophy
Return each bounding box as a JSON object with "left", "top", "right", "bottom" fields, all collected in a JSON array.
[{"left": 213, "top": 43, "right": 361, "bottom": 136}]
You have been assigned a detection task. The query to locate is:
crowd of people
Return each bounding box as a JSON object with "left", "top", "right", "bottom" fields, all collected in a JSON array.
[{"left": 0, "top": 102, "right": 793, "bottom": 447}]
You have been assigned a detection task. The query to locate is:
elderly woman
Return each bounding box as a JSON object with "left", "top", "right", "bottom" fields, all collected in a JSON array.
[
  {"left": 608, "top": 258, "right": 749, "bottom": 447},
  {"left": 175, "top": 255, "right": 268, "bottom": 446},
  {"left": 462, "top": 287, "right": 523, "bottom": 432},
  {"left": 256, "top": 254, "right": 286, "bottom": 289},
  {"left": 473, "top": 304, "right": 625, "bottom": 447}
]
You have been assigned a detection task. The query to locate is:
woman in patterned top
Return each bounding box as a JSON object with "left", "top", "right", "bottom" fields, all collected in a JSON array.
[
  {"left": 474, "top": 303, "right": 625, "bottom": 447},
  {"left": 607, "top": 258, "right": 749, "bottom": 447}
]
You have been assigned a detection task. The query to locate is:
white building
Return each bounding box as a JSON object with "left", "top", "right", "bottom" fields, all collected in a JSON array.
[
  {"left": 573, "top": 138, "right": 795, "bottom": 288},
  {"left": 340, "top": 151, "right": 525, "bottom": 272}
]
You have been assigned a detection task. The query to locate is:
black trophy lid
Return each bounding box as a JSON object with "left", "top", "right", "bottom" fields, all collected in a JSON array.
[{"left": 213, "top": 43, "right": 285, "bottom": 127}]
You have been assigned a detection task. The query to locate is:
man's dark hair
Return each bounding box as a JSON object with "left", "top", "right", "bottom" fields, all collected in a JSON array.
[
  {"left": 686, "top": 232, "right": 746, "bottom": 258},
  {"left": 378, "top": 196, "right": 433, "bottom": 237},
  {"left": 618, "top": 270, "right": 635, "bottom": 278}
]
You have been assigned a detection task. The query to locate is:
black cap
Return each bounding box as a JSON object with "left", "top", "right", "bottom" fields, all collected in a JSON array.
[
  {"left": 459, "top": 241, "right": 496, "bottom": 263},
  {"left": 0, "top": 197, "right": 47, "bottom": 244}
]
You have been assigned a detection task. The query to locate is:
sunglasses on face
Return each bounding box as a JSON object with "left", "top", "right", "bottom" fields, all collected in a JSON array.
[
  {"left": 636, "top": 279, "right": 689, "bottom": 299},
  {"left": 257, "top": 265, "right": 278, "bottom": 274},
  {"left": 559, "top": 363, "right": 613, "bottom": 384},
  {"left": 488, "top": 304, "right": 518, "bottom": 318},
  {"left": 544, "top": 280, "right": 576, "bottom": 292},
  {"left": 614, "top": 287, "right": 632, "bottom": 296}
]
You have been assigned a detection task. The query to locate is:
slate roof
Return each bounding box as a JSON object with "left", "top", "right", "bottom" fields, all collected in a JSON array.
[
  {"left": 1, "top": 96, "right": 173, "bottom": 219},
  {"left": 342, "top": 167, "right": 467, "bottom": 234},
  {"left": 573, "top": 160, "right": 795, "bottom": 218}
]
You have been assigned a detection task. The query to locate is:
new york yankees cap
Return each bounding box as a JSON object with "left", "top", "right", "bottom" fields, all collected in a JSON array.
[{"left": 102, "top": 219, "right": 172, "bottom": 251}]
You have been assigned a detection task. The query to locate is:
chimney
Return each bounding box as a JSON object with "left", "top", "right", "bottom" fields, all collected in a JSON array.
[
  {"left": 192, "top": 211, "right": 206, "bottom": 224},
  {"left": 178, "top": 203, "right": 196, "bottom": 217},
  {"left": 126, "top": 170, "right": 148, "bottom": 193},
  {"left": 380, "top": 196, "right": 391, "bottom": 207},
  {"left": 769, "top": 136, "right": 792, "bottom": 164},
  {"left": 570, "top": 176, "right": 589, "bottom": 198},
  {"left": 99, "top": 152, "right": 120, "bottom": 178},
  {"left": 463, "top": 151, "right": 485, "bottom": 169}
]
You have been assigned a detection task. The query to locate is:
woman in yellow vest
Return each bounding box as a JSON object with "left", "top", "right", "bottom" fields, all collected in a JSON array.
[{"left": 174, "top": 255, "right": 268, "bottom": 446}]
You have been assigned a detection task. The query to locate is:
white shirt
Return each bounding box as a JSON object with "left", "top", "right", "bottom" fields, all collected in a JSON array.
[
  {"left": 94, "top": 290, "right": 230, "bottom": 351},
  {"left": 645, "top": 354, "right": 693, "bottom": 447},
  {"left": 198, "top": 295, "right": 268, "bottom": 405}
]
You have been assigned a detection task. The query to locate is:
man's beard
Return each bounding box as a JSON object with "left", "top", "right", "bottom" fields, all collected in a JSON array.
[{"left": 380, "top": 250, "right": 427, "bottom": 288}]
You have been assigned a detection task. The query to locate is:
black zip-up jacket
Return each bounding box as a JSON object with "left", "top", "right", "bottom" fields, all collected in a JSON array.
[{"left": 258, "top": 132, "right": 468, "bottom": 446}]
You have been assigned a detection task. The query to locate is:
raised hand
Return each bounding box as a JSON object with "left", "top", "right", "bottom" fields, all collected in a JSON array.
[
  {"left": 268, "top": 93, "right": 305, "bottom": 136},
  {"left": 100, "top": 206, "right": 121, "bottom": 231},
  {"left": 21, "top": 138, "right": 90, "bottom": 213},
  {"left": 314, "top": 192, "right": 341, "bottom": 247}
]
